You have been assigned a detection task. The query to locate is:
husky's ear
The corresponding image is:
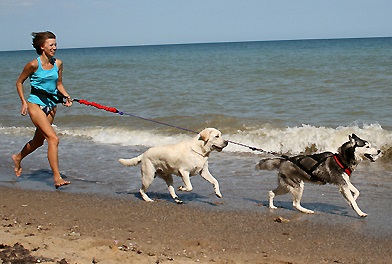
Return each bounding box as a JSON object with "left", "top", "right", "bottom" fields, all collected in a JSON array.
[
  {"left": 349, "top": 134, "right": 356, "bottom": 145},
  {"left": 351, "top": 134, "right": 367, "bottom": 147},
  {"left": 351, "top": 133, "right": 359, "bottom": 139},
  {"left": 198, "top": 129, "right": 211, "bottom": 143}
]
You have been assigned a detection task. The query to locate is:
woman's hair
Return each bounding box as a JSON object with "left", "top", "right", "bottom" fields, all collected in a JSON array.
[{"left": 31, "top": 31, "right": 56, "bottom": 55}]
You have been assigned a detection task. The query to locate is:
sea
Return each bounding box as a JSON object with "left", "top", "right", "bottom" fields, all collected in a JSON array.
[{"left": 1, "top": 38, "right": 391, "bottom": 236}]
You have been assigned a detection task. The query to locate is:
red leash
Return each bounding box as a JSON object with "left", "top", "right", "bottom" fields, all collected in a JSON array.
[{"left": 75, "top": 99, "right": 119, "bottom": 114}]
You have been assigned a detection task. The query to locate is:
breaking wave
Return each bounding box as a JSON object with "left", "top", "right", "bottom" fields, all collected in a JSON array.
[{"left": 2, "top": 123, "right": 391, "bottom": 159}]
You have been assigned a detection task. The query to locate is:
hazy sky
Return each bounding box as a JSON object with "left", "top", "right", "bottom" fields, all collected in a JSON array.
[{"left": 1, "top": 0, "right": 391, "bottom": 51}]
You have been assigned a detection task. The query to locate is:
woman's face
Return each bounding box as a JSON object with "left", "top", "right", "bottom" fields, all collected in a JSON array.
[{"left": 41, "top": 38, "right": 57, "bottom": 56}]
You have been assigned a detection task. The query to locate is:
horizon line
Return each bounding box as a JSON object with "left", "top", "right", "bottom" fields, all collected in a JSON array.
[{"left": 1, "top": 36, "right": 391, "bottom": 52}]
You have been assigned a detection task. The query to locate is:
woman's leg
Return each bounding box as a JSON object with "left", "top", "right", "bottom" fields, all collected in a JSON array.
[
  {"left": 12, "top": 127, "right": 46, "bottom": 176},
  {"left": 13, "top": 103, "right": 70, "bottom": 187}
]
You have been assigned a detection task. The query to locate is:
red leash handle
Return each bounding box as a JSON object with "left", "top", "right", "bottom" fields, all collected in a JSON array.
[{"left": 75, "top": 99, "right": 119, "bottom": 113}]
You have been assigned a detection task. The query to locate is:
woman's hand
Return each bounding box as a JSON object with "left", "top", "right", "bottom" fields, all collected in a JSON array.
[
  {"left": 63, "top": 96, "right": 73, "bottom": 107},
  {"left": 20, "top": 101, "right": 28, "bottom": 116}
]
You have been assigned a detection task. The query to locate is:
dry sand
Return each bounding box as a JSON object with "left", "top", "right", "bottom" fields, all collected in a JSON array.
[{"left": 1, "top": 187, "right": 391, "bottom": 264}]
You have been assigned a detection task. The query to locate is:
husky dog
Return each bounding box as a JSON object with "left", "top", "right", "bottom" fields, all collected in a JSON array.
[
  {"left": 256, "top": 134, "right": 381, "bottom": 217},
  {"left": 119, "top": 128, "right": 228, "bottom": 204}
]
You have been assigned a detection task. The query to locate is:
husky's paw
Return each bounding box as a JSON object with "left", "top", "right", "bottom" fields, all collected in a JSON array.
[{"left": 175, "top": 198, "right": 183, "bottom": 204}]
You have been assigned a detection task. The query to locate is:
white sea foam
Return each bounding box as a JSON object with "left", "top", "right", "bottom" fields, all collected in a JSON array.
[
  {"left": 225, "top": 123, "right": 391, "bottom": 154},
  {"left": 4, "top": 123, "right": 387, "bottom": 156},
  {"left": 3, "top": 123, "right": 390, "bottom": 156}
]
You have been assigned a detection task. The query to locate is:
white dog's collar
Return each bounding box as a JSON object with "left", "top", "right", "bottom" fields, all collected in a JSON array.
[{"left": 192, "top": 148, "right": 209, "bottom": 158}]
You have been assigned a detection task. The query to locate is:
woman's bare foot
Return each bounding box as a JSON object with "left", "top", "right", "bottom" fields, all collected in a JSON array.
[
  {"left": 54, "top": 177, "right": 71, "bottom": 189},
  {"left": 12, "top": 154, "right": 22, "bottom": 177}
]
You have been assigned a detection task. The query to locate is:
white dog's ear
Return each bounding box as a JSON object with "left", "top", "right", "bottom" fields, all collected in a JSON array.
[{"left": 198, "top": 129, "right": 211, "bottom": 143}]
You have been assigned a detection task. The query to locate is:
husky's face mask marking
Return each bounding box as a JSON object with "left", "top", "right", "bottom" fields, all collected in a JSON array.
[{"left": 351, "top": 134, "right": 382, "bottom": 162}]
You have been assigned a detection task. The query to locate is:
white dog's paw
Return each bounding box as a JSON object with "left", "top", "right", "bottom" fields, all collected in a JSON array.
[
  {"left": 269, "top": 205, "right": 278, "bottom": 209},
  {"left": 298, "top": 208, "right": 314, "bottom": 214},
  {"left": 178, "top": 186, "right": 191, "bottom": 192},
  {"left": 295, "top": 206, "right": 314, "bottom": 214},
  {"left": 215, "top": 191, "right": 222, "bottom": 198},
  {"left": 293, "top": 204, "right": 315, "bottom": 214},
  {"left": 140, "top": 191, "right": 154, "bottom": 202}
]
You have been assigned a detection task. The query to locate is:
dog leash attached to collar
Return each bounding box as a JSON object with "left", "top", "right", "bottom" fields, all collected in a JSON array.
[
  {"left": 72, "top": 98, "right": 287, "bottom": 157},
  {"left": 333, "top": 154, "right": 352, "bottom": 176},
  {"left": 192, "top": 148, "right": 209, "bottom": 158}
]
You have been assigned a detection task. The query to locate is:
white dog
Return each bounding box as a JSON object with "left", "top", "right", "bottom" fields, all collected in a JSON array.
[{"left": 119, "top": 128, "right": 228, "bottom": 203}]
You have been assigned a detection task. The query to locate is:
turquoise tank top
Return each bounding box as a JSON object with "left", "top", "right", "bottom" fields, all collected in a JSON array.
[{"left": 28, "top": 57, "right": 59, "bottom": 107}]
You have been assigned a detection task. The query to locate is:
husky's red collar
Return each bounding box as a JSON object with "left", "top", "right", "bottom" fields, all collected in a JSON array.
[{"left": 333, "top": 154, "right": 352, "bottom": 176}]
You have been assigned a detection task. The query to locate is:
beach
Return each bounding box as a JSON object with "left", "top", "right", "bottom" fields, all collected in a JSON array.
[{"left": 1, "top": 186, "right": 391, "bottom": 264}]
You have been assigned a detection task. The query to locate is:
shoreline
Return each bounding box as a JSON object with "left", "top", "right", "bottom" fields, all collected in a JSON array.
[{"left": 1, "top": 187, "right": 391, "bottom": 263}]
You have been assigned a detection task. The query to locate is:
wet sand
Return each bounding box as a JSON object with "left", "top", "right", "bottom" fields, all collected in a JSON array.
[{"left": 1, "top": 187, "right": 391, "bottom": 264}]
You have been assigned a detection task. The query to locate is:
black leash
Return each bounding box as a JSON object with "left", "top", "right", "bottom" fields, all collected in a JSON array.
[{"left": 225, "top": 139, "right": 286, "bottom": 157}]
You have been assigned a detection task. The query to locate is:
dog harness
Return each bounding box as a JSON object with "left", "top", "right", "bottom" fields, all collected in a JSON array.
[
  {"left": 333, "top": 154, "right": 352, "bottom": 176},
  {"left": 286, "top": 154, "right": 330, "bottom": 183},
  {"left": 286, "top": 151, "right": 352, "bottom": 183}
]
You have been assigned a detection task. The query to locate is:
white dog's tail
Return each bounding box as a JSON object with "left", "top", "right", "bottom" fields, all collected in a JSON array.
[
  {"left": 256, "top": 158, "right": 285, "bottom": 171},
  {"left": 119, "top": 155, "right": 143, "bottom": 167}
]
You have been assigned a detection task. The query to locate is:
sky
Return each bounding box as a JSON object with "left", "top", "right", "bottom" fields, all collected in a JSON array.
[{"left": 1, "top": 0, "right": 391, "bottom": 51}]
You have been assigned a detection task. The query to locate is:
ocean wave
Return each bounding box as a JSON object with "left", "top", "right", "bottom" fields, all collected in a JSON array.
[
  {"left": 227, "top": 123, "right": 391, "bottom": 154},
  {"left": 3, "top": 123, "right": 391, "bottom": 159}
]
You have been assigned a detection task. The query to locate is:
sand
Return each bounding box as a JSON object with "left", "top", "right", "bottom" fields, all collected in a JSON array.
[{"left": 1, "top": 187, "right": 391, "bottom": 264}]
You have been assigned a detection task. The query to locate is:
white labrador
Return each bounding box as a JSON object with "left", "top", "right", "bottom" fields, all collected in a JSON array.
[{"left": 119, "top": 128, "right": 228, "bottom": 203}]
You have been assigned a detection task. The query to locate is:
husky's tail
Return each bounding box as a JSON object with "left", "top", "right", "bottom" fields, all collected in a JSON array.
[
  {"left": 256, "top": 158, "right": 285, "bottom": 171},
  {"left": 119, "top": 155, "right": 143, "bottom": 167}
]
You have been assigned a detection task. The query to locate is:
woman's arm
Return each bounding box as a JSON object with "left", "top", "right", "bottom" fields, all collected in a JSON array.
[
  {"left": 56, "top": 59, "right": 72, "bottom": 107},
  {"left": 16, "top": 60, "right": 37, "bottom": 115}
]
